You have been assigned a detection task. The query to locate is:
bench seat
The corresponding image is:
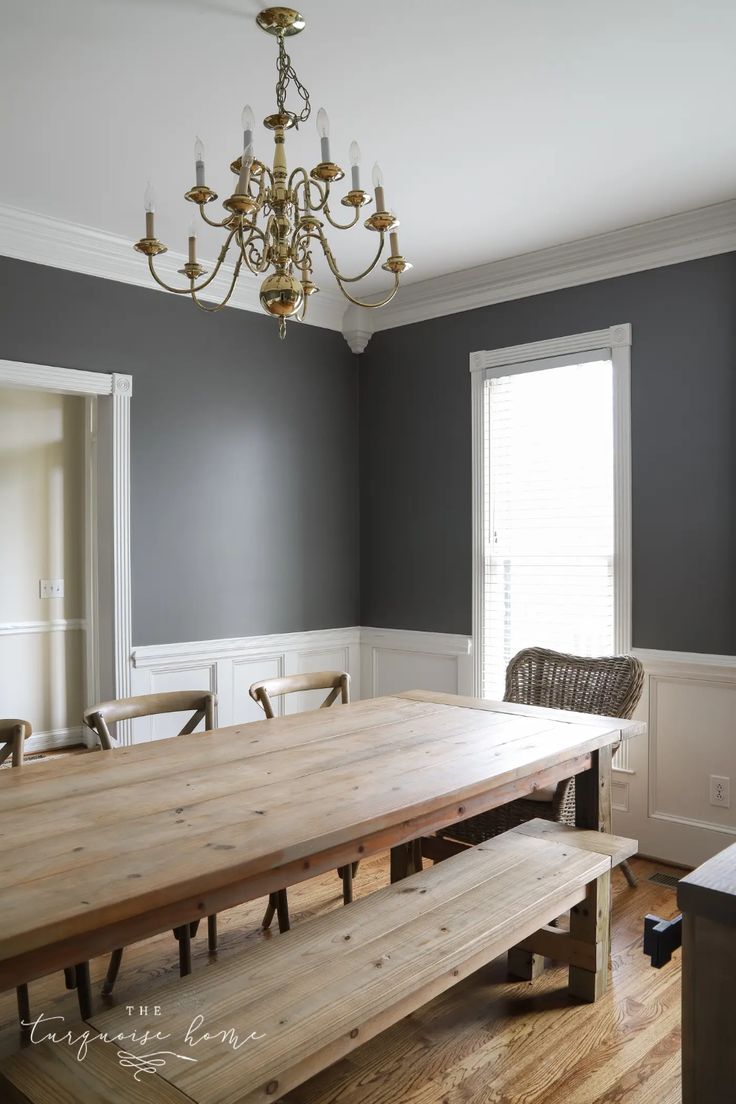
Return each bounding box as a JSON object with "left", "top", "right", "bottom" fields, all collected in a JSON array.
[{"left": 0, "top": 821, "right": 635, "bottom": 1104}]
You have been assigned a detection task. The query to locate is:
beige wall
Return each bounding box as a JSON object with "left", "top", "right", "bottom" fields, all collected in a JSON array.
[{"left": 0, "top": 388, "right": 85, "bottom": 740}]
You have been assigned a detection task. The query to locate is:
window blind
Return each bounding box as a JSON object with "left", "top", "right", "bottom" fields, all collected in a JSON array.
[{"left": 481, "top": 358, "right": 615, "bottom": 698}]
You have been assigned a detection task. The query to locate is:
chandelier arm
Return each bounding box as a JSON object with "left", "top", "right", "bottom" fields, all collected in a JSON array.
[
  {"left": 146, "top": 228, "right": 239, "bottom": 295},
  {"left": 321, "top": 203, "right": 361, "bottom": 231},
  {"left": 317, "top": 229, "right": 386, "bottom": 283},
  {"left": 334, "top": 273, "right": 401, "bottom": 310},
  {"left": 198, "top": 206, "right": 237, "bottom": 229},
  {"left": 190, "top": 256, "right": 244, "bottom": 312}
]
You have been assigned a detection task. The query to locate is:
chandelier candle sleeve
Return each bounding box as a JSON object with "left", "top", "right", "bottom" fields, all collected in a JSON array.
[
  {"left": 242, "top": 105, "right": 255, "bottom": 153},
  {"left": 236, "top": 144, "right": 254, "bottom": 195},
  {"left": 144, "top": 183, "right": 155, "bottom": 238},
  {"left": 317, "top": 108, "right": 331, "bottom": 163},
  {"left": 372, "top": 162, "right": 385, "bottom": 212},
  {"left": 194, "top": 137, "right": 205, "bottom": 186},
  {"left": 188, "top": 219, "right": 197, "bottom": 264},
  {"left": 350, "top": 141, "right": 361, "bottom": 190}
]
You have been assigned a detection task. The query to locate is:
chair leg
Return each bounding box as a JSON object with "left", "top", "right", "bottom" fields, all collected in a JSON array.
[
  {"left": 75, "top": 962, "right": 93, "bottom": 1019},
  {"left": 16, "top": 984, "right": 31, "bottom": 1032},
  {"left": 102, "top": 948, "right": 124, "bottom": 997},
  {"left": 621, "top": 859, "right": 638, "bottom": 888},
  {"left": 207, "top": 914, "right": 218, "bottom": 953},
  {"left": 63, "top": 967, "right": 76, "bottom": 990},
  {"left": 276, "top": 888, "right": 290, "bottom": 933},
  {"left": 341, "top": 863, "right": 354, "bottom": 905},
  {"left": 175, "top": 925, "right": 192, "bottom": 977},
  {"left": 262, "top": 892, "right": 279, "bottom": 931}
]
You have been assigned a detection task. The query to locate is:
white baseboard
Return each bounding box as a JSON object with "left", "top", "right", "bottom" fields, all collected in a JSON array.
[{"left": 25, "top": 726, "right": 88, "bottom": 754}]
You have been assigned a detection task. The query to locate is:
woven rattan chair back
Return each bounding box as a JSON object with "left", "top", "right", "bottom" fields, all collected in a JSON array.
[
  {"left": 83, "top": 690, "right": 216, "bottom": 750},
  {"left": 249, "top": 671, "right": 350, "bottom": 720},
  {"left": 0, "top": 719, "right": 31, "bottom": 768},
  {"left": 504, "top": 647, "right": 644, "bottom": 720}
]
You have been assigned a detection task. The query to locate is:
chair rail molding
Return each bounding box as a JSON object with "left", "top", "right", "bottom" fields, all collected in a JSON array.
[{"left": 0, "top": 359, "right": 133, "bottom": 744}]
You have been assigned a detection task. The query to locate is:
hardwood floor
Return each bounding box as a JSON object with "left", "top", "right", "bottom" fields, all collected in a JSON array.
[{"left": 0, "top": 854, "right": 684, "bottom": 1102}]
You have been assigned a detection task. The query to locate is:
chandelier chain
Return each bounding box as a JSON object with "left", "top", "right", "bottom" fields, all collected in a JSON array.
[{"left": 275, "top": 33, "right": 311, "bottom": 128}]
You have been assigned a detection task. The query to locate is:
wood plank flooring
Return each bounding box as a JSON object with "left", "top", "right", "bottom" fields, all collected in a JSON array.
[{"left": 0, "top": 853, "right": 684, "bottom": 1103}]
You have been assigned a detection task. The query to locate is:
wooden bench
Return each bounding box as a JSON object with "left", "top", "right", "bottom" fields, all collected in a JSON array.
[{"left": 0, "top": 820, "right": 636, "bottom": 1104}]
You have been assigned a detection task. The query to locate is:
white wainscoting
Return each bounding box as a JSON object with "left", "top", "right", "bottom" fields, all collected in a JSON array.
[
  {"left": 620, "top": 648, "right": 736, "bottom": 868},
  {"left": 129, "top": 627, "right": 363, "bottom": 743},
  {"left": 126, "top": 627, "right": 735, "bottom": 868}
]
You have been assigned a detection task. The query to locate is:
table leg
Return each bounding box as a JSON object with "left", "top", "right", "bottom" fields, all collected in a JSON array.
[
  {"left": 575, "top": 745, "right": 613, "bottom": 833},
  {"left": 390, "top": 840, "right": 423, "bottom": 884}
]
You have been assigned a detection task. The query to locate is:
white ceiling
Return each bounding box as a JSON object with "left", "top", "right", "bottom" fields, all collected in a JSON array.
[{"left": 3, "top": 0, "right": 736, "bottom": 295}]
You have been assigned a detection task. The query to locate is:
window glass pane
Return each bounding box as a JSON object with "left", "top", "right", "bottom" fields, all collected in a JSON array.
[{"left": 482, "top": 359, "right": 614, "bottom": 698}]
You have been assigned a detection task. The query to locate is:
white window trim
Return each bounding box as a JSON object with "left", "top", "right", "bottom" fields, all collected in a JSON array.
[{"left": 469, "top": 323, "right": 632, "bottom": 698}]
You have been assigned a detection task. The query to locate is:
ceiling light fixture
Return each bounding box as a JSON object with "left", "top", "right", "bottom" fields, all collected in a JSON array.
[{"left": 134, "top": 6, "right": 411, "bottom": 338}]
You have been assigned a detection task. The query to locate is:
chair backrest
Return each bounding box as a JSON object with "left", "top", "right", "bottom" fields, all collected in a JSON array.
[
  {"left": 249, "top": 671, "right": 350, "bottom": 720},
  {"left": 504, "top": 647, "right": 644, "bottom": 720},
  {"left": 83, "top": 691, "right": 217, "bottom": 750},
  {"left": 0, "top": 719, "right": 32, "bottom": 768}
]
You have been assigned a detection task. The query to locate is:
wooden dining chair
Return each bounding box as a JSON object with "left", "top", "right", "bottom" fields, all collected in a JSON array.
[
  {"left": 248, "top": 671, "right": 354, "bottom": 932},
  {"left": 1, "top": 719, "right": 85, "bottom": 1030},
  {"left": 426, "top": 648, "right": 645, "bottom": 887},
  {"left": 82, "top": 690, "right": 217, "bottom": 1002}
]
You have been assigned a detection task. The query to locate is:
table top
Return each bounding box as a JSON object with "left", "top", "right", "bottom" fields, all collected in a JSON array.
[{"left": 0, "top": 690, "right": 644, "bottom": 977}]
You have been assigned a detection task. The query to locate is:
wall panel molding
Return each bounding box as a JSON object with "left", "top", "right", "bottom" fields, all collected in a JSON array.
[{"left": 0, "top": 619, "right": 85, "bottom": 636}]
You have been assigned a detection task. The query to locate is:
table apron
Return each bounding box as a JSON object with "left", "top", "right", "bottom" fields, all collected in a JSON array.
[{"left": 0, "top": 751, "right": 592, "bottom": 990}]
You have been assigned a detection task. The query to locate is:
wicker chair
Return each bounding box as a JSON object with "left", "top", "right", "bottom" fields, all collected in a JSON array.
[{"left": 435, "top": 647, "right": 644, "bottom": 887}]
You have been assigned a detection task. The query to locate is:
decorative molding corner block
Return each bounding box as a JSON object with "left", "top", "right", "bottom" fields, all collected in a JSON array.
[{"left": 0, "top": 203, "right": 346, "bottom": 333}]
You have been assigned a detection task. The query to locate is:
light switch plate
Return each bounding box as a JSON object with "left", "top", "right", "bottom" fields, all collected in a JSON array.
[{"left": 39, "top": 579, "right": 64, "bottom": 599}]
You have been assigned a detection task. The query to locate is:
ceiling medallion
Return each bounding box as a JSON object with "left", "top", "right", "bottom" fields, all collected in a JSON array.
[{"left": 134, "top": 7, "right": 411, "bottom": 338}]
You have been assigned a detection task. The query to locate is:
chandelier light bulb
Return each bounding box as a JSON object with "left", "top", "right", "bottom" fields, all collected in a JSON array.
[
  {"left": 194, "top": 136, "right": 204, "bottom": 162},
  {"left": 349, "top": 141, "right": 361, "bottom": 190},
  {"left": 241, "top": 104, "right": 255, "bottom": 151},
  {"left": 188, "top": 217, "right": 198, "bottom": 239},
  {"left": 317, "top": 107, "right": 331, "bottom": 163},
  {"left": 371, "top": 163, "right": 384, "bottom": 190}
]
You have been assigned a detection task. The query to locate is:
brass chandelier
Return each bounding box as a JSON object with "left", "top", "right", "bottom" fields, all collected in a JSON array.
[{"left": 134, "top": 6, "right": 410, "bottom": 338}]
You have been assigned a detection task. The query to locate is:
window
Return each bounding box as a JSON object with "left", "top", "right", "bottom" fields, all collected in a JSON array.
[{"left": 471, "top": 326, "right": 632, "bottom": 699}]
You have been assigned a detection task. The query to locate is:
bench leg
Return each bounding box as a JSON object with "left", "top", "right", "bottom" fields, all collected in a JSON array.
[
  {"left": 75, "top": 962, "right": 93, "bottom": 1019},
  {"left": 507, "top": 947, "right": 546, "bottom": 981},
  {"left": 276, "top": 888, "right": 291, "bottom": 933},
  {"left": 207, "top": 914, "right": 218, "bottom": 953},
  {"left": 102, "top": 948, "right": 124, "bottom": 996},
  {"left": 390, "top": 840, "right": 423, "bottom": 883},
  {"left": 16, "top": 984, "right": 31, "bottom": 1032},
  {"left": 568, "top": 870, "right": 611, "bottom": 1002},
  {"left": 341, "top": 863, "right": 354, "bottom": 905},
  {"left": 174, "top": 925, "right": 192, "bottom": 977}
]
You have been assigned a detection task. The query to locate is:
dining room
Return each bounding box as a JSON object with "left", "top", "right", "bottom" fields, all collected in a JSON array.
[{"left": 1, "top": 2, "right": 735, "bottom": 1102}]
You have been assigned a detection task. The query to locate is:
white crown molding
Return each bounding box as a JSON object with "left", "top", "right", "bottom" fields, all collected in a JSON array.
[
  {"left": 0, "top": 203, "right": 346, "bottom": 334},
  {"left": 373, "top": 199, "right": 736, "bottom": 333},
  {"left": 4, "top": 199, "right": 736, "bottom": 348}
]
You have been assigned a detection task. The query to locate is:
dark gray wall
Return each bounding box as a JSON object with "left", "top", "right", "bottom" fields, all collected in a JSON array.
[
  {"left": 359, "top": 253, "right": 736, "bottom": 654},
  {"left": 0, "top": 256, "right": 359, "bottom": 645}
]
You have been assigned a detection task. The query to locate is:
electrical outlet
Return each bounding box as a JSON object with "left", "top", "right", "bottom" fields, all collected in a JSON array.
[
  {"left": 710, "top": 775, "right": 730, "bottom": 808},
  {"left": 39, "top": 579, "right": 64, "bottom": 599}
]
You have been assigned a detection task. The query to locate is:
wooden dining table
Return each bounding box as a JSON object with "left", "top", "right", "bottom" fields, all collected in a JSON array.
[{"left": 0, "top": 689, "right": 645, "bottom": 993}]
